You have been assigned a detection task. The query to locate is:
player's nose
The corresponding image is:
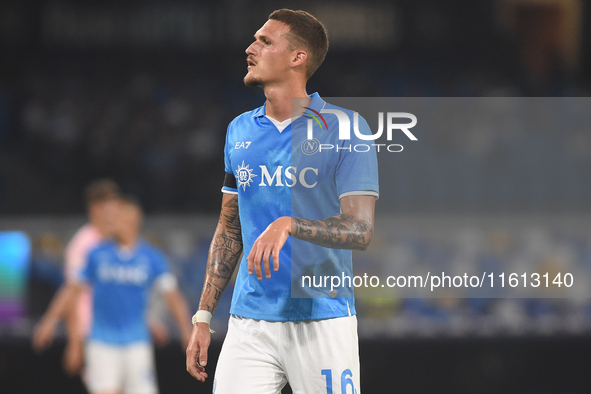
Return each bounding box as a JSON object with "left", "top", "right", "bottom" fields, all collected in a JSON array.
[{"left": 245, "top": 41, "right": 258, "bottom": 56}]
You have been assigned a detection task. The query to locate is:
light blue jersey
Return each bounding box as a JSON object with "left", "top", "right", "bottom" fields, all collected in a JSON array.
[
  {"left": 80, "top": 239, "right": 170, "bottom": 345},
  {"left": 223, "top": 93, "right": 379, "bottom": 321}
]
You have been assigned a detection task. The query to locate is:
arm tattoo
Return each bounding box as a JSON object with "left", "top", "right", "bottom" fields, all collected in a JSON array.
[
  {"left": 292, "top": 214, "right": 372, "bottom": 250},
  {"left": 198, "top": 196, "right": 243, "bottom": 314}
]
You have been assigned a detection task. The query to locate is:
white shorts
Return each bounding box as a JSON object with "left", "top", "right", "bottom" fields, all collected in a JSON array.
[
  {"left": 213, "top": 315, "right": 360, "bottom": 394},
  {"left": 85, "top": 341, "right": 158, "bottom": 394}
]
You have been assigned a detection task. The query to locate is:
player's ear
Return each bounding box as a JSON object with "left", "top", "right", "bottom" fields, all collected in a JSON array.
[{"left": 291, "top": 50, "right": 307, "bottom": 68}]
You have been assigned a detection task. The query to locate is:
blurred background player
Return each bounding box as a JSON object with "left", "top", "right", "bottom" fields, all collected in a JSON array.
[
  {"left": 33, "top": 195, "right": 192, "bottom": 394},
  {"left": 32, "top": 179, "right": 169, "bottom": 377},
  {"left": 33, "top": 179, "right": 168, "bottom": 375},
  {"left": 33, "top": 179, "right": 121, "bottom": 375}
]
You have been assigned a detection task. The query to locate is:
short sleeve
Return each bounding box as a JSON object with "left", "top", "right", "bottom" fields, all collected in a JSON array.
[
  {"left": 150, "top": 249, "right": 178, "bottom": 292},
  {"left": 150, "top": 248, "right": 170, "bottom": 278},
  {"left": 222, "top": 122, "right": 238, "bottom": 194},
  {"left": 335, "top": 114, "right": 380, "bottom": 199}
]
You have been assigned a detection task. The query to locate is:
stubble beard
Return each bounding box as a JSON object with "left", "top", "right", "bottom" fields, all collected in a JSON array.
[{"left": 244, "top": 72, "right": 263, "bottom": 87}]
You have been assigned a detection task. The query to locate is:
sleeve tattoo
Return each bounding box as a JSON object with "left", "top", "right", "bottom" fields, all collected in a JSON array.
[
  {"left": 198, "top": 196, "right": 243, "bottom": 314},
  {"left": 292, "top": 213, "right": 373, "bottom": 251}
]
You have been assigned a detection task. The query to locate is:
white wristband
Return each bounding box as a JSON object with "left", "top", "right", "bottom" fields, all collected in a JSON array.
[{"left": 191, "top": 310, "right": 212, "bottom": 326}]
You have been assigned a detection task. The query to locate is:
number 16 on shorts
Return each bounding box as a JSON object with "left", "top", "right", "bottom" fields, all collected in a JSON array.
[{"left": 322, "top": 368, "right": 358, "bottom": 394}]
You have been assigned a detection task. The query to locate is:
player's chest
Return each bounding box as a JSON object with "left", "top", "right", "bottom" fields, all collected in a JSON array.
[
  {"left": 229, "top": 131, "right": 336, "bottom": 192},
  {"left": 96, "top": 255, "right": 151, "bottom": 286},
  {"left": 229, "top": 130, "right": 290, "bottom": 165}
]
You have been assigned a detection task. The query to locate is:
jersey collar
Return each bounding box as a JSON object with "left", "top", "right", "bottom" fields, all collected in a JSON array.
[
  {"left": 302, "top": 92, "right": 326, "bottom": 117},
  {"left": 252, "top": 92, "right": 325, "bottom": 118},
  {"left": 115, "top": 238, "right": 143, "bottom": 260}
]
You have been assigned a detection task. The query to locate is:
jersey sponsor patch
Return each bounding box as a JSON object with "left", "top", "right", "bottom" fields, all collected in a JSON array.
[
  {"left": 234, "top": 141, "right": 251, "bottom": 149},
  {"left": 233, "top": 162, "right": 319, "bottom": 190},
  {"left": 235, "top": 161, "right": 258, "bottom": 191},
  {"left": 97, "top": 261, "right": 149, "bottom": 285}
]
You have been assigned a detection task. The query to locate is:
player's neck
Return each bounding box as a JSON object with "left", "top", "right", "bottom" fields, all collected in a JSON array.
[
  {"left": 116, "top": 234, "right": 138, "bottom": 249},
  {"left": 94, "top": 224, "right": 110, "bottom": 238},
  {"left": 263, "top": 83, "right": 308, "bottom": 122}
]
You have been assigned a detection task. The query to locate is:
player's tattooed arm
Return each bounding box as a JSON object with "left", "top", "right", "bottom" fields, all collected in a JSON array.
[
  {"left": 198, "top": 193, "right": 243, "bottom": 314},
  {"left": 292, "top": 195, "right": 375, "bottom": 251},
  {"left": 188, "top": 194, "right": 242, "bottom": 382},
  {"left": 247, "top": 195, "right": 375, "bottom": 280}
]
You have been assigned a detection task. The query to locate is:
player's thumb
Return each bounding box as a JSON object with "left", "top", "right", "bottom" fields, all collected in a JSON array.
[
  {"left": 199, "top": 348, "right": 208, "bottom": 367},
  {"left": 199, "top": 338, "right": 209, "bottom": 367}
]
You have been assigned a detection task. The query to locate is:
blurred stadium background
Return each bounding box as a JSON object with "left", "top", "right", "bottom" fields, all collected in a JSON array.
[{"left": 1, "top": 0, "right": 591, "bottom": 393}]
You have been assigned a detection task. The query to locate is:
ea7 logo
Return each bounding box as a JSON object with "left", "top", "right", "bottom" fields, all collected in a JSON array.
[
  {"left": 235, "top": 141, "right": 252, "bottom": 149},
  {"left": 306, "top": 110, "right": 417, "bottom": 141}
]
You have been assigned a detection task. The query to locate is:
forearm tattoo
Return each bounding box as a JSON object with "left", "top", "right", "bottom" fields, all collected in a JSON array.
[
  {"left": 292, "top": 214, "right": 373, "bottom": 250},
  {"left": 198, "top": 196, "right": 243, "bottom": 314}
]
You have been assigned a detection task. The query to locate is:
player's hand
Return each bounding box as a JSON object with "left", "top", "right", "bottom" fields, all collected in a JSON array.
[
  {"left": 186, "top": 322, "right": 210, "bottom": 382},
  {"left": 149, "top": 318, "right": 170, "bottom": 348},
  {"left": 32, "top": 317, "right": 58, "bottom": 352},
  {"left": 180, "top": 324, "right": 192, "bottom": 350},
  {"left": 63, "top": 338, "right": 84, "bottom": 375},
  {"left": 247, "top": 216, "right": 291, "bottom": 280}
]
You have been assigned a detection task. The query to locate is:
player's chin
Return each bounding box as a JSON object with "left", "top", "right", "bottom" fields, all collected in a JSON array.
[{"left": 244, "top": 74, "right": 262, "bottom": 87}]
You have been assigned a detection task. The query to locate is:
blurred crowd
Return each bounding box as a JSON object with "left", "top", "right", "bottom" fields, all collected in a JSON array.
[
  {"left": 1, "top": 53, "right": 243, "bottom": 213},
  {"left": 1, "top": 48, "right": 590, "bottom": 214}
]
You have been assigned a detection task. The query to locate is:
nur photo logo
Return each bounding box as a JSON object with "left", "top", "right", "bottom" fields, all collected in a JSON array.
[{"left": 304, "top": 107, "right": 418, "bottom": 153}]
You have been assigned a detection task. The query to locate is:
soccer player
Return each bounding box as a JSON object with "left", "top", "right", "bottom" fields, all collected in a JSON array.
[
  {"left": 33, "top": 180, "right": 169, "bottom": 377},
  {"left": 186, "top": 9, "right": 378, "bottom": 393},
  {"left": 34, "top": 196, "right": 192, "bottom": 394},
  {"left": 33, "top": 179, "right": 121, "bottom": 375}
]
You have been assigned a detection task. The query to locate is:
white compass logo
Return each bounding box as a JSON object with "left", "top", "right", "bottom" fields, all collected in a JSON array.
[{"left": 235, "top": 161, "right": 257, "bottom": 191}]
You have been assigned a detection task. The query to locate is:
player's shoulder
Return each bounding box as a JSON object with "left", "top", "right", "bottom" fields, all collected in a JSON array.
[
  {"left": 87, "top": 239, "right": 116, "bottom": 259},
  {"left": 137, "top": 239, "right": 166, "bottom": 259},
  {"left": 307, "top": 95, "right": 364, "bottom": 130},
  {"left": 230, "top": 106, "right": 262, "bottom": 123},
  {"left": 67, "top": 224, "right": 100, "bottom": 248},
  {"left": 320, "top": 99, "right": 373, "bottom": 138},
  {"left": 228, "top": 104, "right": 264, "bottom": 130},
  {"left": 322, "top": 100, "right": 359, "bottom": 119}
]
